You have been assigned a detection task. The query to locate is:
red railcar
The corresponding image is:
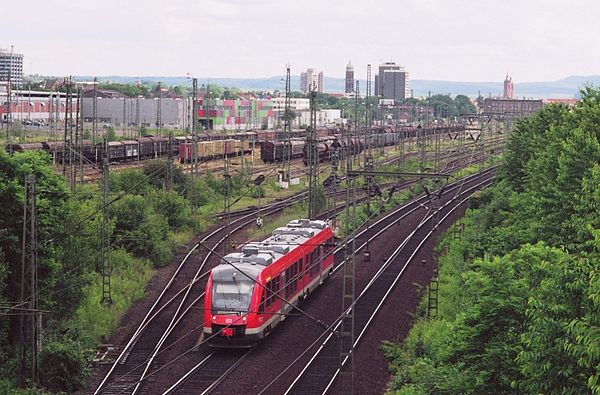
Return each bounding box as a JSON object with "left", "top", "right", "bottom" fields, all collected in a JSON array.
[{"left": 203, "top": 219, "right": 335, "bottom": 347}]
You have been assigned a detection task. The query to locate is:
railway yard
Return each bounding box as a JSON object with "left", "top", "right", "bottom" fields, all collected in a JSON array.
[
  {"left": 4, "top": 3, "right": 599, "bottom": 394},
  {"left": 83, "top": 125, "right": 503, "bottom": 395}
]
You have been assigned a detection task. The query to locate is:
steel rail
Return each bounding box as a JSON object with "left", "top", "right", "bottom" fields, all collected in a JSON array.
[{"left": 284, "top": 173, "right": 494, "bottom": 394}]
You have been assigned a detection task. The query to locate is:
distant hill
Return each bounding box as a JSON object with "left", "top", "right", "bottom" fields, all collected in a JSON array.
[{"left": 73, "top": 75, "right": 600, "bottom": 99}]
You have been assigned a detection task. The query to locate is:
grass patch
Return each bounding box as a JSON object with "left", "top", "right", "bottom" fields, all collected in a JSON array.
[
  {"left": 71, "top": 249, "right": 154, "bottom": 347},
  {"left": 246, "top": 203, "right": 308, "bottom": 241}
]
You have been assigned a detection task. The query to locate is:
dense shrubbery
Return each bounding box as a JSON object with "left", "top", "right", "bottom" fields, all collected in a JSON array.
[
  {"left": 0, "top": 142, "right": 290, "bottom": 393},
  {"left": 39, "top": 339, "right": 87, "bottom": 392},
  {"left": 383, "top": 88, "right": 600, "bottom": 394},
  {"left": 0, "top": 152, "right": 266, "bottom": 392}
]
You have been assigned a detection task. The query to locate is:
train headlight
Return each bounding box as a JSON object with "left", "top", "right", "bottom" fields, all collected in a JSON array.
[
  {"left": 212, "top": 315, "right": 216, "bottom": 321},
  {"left": 243, "top": 316, "right": 247, "bottom": 322}
]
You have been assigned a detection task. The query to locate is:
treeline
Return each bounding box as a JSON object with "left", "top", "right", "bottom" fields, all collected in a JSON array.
[
  {"left": 335, "top": 94, "right": 476, "bottom": 123},
  {"left": 383, "top": 88, "right": 600, "bottom": 394},
  {"left": 0, "top": 152, "right": 261, "bottom": 392}
]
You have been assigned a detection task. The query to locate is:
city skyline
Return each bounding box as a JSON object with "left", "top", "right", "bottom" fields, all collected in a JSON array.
[{"left": 2, "top": 0, "right": 600, "bottom": 82}]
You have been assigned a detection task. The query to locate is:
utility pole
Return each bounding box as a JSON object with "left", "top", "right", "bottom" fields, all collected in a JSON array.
[
  {"left": 364, "top": 66, "right": 373, "bottom": 262},
  {"left": 75, "top": 87, "right": 83, "bottom": 184},
  {"left": 339, "top": 173, "right": 357, "bottom": 395},
  {"left": 67, "top": 79, "right": 76, "bottom": 191},
  {"left": 63, "top": 78, "right": 73, "bottom": 187},
  {"left": 122, "top": 97, "right": 126, "bottom": 135},
  {"left": 156, "top": 82, "right": 162, "bottom": 137},
  {"left": 129, "top": 98, "right": 134, "bottom": 139},
  {"left": 92, "top": 77, "right": 97, "bottom": 146},
  {"left": 327, "top": 138, "right": 340, "bottom": 228},
  {"left": 307, "top": 87, "right": 319, "bottom": 219},
  {"left": 191, "top": 78, "right": 199, "bottom": 210},
  {"left": 434, "top": 126, "right": 441, "bottom": 173},
  {"left": 166, "top": 130, "right": 174, "bottom": 190},
  {"left": 365, "top": 64, "right": 372, "bottom": 157},
  {"left": 353, "top": 80, "right": 359, "bottom": 169},
  {"left": 417, "top": 124, "right": 426, "bottom": 173},
  {"left": 223, "top": 155, "right": 231, "bottom": 254},
  {"left": 100, "top": 139, "right": 112, "bottom": 306},
  {"left": 283, "top": 66, "right": 292, "bottom": 182},
  {"left": 5, "top": 46, "right": 13, "bottom": 153},
  {"left": 19, "top": 174, "right": 40, "bottom": 387},
  {"left": 427, "top": 270, "right": 439, "bottom": 319},
  {"left": 479, "top": 118, "right": 486, "bottom": 174},
  {"left": 48, "top": 92, "right": 54, "bottom": 162}
]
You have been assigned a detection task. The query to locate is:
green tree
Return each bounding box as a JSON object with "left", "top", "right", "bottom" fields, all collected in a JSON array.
[
  {"left": 453, "top": 95, "right": 476, "bottom": 115},
  {"left": 110, "top": 195, "right": 172, "bottom": 266}
]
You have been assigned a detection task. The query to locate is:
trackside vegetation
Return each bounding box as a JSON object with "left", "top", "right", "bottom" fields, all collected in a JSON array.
[
  {"left": 383, "top": 87, "right": 600, "bottom": 394},
  {"left": 0, "top": 154, "right": 295, "bottom": 393}
]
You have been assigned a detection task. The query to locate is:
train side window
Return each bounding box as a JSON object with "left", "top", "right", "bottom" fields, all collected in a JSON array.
[
  {"left": 296, "top": 260, "right": 302, "bottom": 283},
  {"left": 266, "top": 275, "right": 281, "bottom": 308},
  {"left": 274, "top": 275, "right": 281, "bottom": 303},
  {"left": 310, "top": 249, "right": 320, "bottom": 277},
  {"left": 265, "top": 281, "right": 273, "bottom": 308},
  {"left": 292, "top": 261, "right": 299, "bottom": 291}
]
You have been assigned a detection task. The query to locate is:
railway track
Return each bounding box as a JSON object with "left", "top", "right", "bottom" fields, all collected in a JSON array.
[
  {"left": 88, "top": 140, "right": 501, "bottom": 394},
  {"left": 205, "top": 168, "right": 496, "bottom": 395},
  {"left": 281, "top": 171, "right": 495, "bottom": 394},
  {"left": 90, "top": 190, "right": 327, "bottom": 395}
]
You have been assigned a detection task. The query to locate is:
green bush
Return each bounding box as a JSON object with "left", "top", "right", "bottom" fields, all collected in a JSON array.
[
  {"left": 109, "top": 169, "right": 149, "bottom": 195},
  {"left": 110, "top": 195, "right": 172, "bottom": 266},
  {"left": 149, "top": 189, "right": 191, "bottom": 229},
  {"left": 39, "top": 339, "right": 87, "bottom": 393},
  {"left": 251, "top": 185, "right": 265, "bottom": 199},
  {"left": 185, "top": 178, "right": 218, "bottom": 207},
  {"left": 0, "top": 379, "right": 37, "bottom": 394}
]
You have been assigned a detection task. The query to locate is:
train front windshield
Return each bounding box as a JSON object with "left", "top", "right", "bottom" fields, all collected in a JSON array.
[{"left": 211, "top": 276, "right": 255, "bottom": 313}]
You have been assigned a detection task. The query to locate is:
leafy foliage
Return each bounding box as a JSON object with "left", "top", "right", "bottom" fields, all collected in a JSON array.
[
  {"left": 39, "top": 339, "right": 87, "bottom": 392},
  {"left": 385, "top": 88, "right": 600, "bottom": 394}
]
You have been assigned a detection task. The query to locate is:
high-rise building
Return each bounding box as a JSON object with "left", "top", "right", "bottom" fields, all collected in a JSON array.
[
  {"left": 0, "top": 47, "right": 24, "bottom": 86},
  {"left": 300, "top": 68, "right": 324, "bottom": 93},
  {"left": 374, "top": 62, "right": 409, "bottom": 101},
  {"left": 503, "top": 74, "right": 514, "bottom": 99},
  {"left": 345, "top": 61, "right": 354, "bottom": 93}
]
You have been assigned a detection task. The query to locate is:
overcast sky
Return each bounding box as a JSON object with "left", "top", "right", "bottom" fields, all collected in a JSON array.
[{"left": 2, "top": 0, "right": 599, "bottom": 82}]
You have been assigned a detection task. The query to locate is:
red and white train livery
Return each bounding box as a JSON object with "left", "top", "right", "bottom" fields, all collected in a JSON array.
[{"left": 203, "top": 219, "right": 335, "bottom": 347}]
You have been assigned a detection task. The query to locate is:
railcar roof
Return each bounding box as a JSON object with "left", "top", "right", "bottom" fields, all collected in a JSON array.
[{"left": 218, "top": 219, "right": 329, "bottom": 273}]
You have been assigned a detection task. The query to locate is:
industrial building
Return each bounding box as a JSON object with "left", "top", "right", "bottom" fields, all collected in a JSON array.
[
  {"left": 197, "top": 98, "right": 274, "bottom": 130},
  {"left": 482, "top": 98, "right": 543, "bottom": 116},
  {"left": 295, "top": 109, "right": 342, "bottom": 127},
  {"left": 81, "top": 97, "right": 185, "bottom": 128},
  {"left": 374, "top": 62, "right": 410, "bottom": 101},
  {"left": 0, "top": 89, "right": 76, "bottom": 123},
  {"left": 270, "top": 97, "right": 310, "bottom": 111},
  {"left": 0, "top": 47, "right": 23, "bottom": 86}
]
